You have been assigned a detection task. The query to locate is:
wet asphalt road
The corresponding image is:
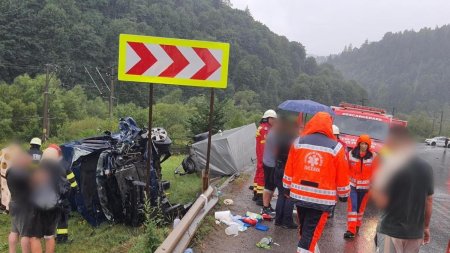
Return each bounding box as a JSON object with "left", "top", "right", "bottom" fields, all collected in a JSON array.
[{"left": 195, "top": 144, "right": 449, "bottom": 253}]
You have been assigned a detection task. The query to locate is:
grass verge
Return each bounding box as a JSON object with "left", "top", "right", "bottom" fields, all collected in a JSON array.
[{"left": 0, "top": 155, "right": 201, "bottom": 253}]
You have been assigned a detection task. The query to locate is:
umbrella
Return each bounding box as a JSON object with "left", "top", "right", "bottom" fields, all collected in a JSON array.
[{"left": 278, "top": 100, "right": 334, "bottom": 115}]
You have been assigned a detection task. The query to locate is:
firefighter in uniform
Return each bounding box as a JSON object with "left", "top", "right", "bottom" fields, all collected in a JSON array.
[
  {"left": 283, "top": 112, "right": 350, "bottom": 253},
  {"left": 253, "top": 110, "right": 277, "bottom": 206},
  {"left": 28, "top": 137, "right": 42, "bottom": 162},
  {"left": 344, "top": 134, "right": 379, "bottom": 239},
  {"left": 54, "top": 144, "right": 79, "bottom": 243}
]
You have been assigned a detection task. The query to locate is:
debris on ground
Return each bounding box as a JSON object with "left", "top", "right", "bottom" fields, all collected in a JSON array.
[
  {"left": 255, "top": 223, "right": 269, "bottom": 231},
  {"left": 256, "top": 237, "right": 273, "bottom": 249},
  {"left": 223, "top": 199, "right": 234, "bottom": 205}
]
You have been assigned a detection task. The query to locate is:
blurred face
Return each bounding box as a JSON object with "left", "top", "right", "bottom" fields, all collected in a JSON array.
[
  {"left": 268, "top": 117, "right": 276, "bottom": 126},
  {"left": 386, "top": 135, "right": 413, "bottom": 151},
  {"left": 11, "top": 148, "right": 32, "bottom": 169},
  {"left": 360, "top": 142, "right": 369, "bottom": 152}
]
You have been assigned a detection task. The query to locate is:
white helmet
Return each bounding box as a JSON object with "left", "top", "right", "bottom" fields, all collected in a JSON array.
[
  {"left": 332, "top": 125, "right": 340, "bottom": 135},
  {"left": 30, "top": 137, "right": 42, "bottom": 146},
  {"left": 262, "top": 109, "right": 277, "bottom": 119}
]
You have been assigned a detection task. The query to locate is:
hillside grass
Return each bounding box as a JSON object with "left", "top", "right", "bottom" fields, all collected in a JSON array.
[{"left": 0, "top": 155, "right": 201, "bottom": 253}]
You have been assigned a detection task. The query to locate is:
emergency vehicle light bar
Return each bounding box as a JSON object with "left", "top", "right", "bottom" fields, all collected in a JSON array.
[{"left": 339, "top": 102, "right": 386, "bottom": 114}]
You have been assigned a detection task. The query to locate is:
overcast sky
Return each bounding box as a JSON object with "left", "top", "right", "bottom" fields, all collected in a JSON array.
[{"left": 229, "top": 0, "right": 450, "bottom": 56}]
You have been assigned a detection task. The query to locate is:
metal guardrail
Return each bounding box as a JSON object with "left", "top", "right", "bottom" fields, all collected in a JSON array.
[
  {"left": 156, "top": 186, "right": 215, "bottom": 253},
  {"left": 156, "top": 174, "right": 239, "bottom": 253}
]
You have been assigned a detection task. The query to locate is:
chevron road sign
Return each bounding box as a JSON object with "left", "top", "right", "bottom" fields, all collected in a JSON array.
[{"left": 118, "top": 34, "right": 230, "bottom": 88}]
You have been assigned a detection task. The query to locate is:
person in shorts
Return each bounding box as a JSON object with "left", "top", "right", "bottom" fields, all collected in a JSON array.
[
  {"left": 261, "top": 125, "right": 278, "bottom": 216},
  {"left": 6, "top": 146, "right": 33, "bottom": 253},
  {"left": 29, "top": 145, "right": 69, "bottom": 253}
]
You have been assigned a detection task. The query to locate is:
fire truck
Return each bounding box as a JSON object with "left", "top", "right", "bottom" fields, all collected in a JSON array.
[{"left": 332, "top": 103, "right": 396, "bottom": 152}]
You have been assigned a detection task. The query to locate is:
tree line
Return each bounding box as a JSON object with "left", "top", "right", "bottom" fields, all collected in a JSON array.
[
  {"left": 328, "top": 25, "right": 450, "bottom": 129},
  {"left": 0, "top": 0, "right": 366, "bottom": 109}
]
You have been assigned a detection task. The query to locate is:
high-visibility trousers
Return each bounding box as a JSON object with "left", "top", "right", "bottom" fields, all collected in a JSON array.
[
  {"left": 253, "top": 163, "right": 265, "bottom": 194},
  {"left": 347, "top": 187, "right": 370, "bottom": 234},
  {"left": 296, "top": 206, "right": 329, "bottom": 253},
  {"left": 57, "top": 203, "right": 70, "bottom": 240}
]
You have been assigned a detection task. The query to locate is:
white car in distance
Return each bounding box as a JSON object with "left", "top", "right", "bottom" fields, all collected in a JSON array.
[{"left": 425, "top": 136, "right": 450, "bottom": 147}]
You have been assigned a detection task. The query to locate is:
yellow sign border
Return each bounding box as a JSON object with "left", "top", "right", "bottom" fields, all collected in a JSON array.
[{"left": 118, "top": 34, "right": 230, "bottom": 89}]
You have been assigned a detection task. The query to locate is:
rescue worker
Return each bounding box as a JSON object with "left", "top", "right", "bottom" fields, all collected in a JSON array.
[
  {"left": 333, "top": 125, "right": 348, "bottom": 157},
  {"left": 253, "top": 109, "right": 277, "bottom": 206},
  {"left": 344, "top": 134, "right": 379, "bottom": 239},
  {"left": 283, "top": 112, "right": 350, "bottom": 252},
  {"left": 55, "top": 145, "right": 78, "bottom": 243},
  {"left": 329, "top": 125, "right": 348, "bottom": 218},
  {"left": 28, "top": 138, "right": 42, "bottom": 163}
]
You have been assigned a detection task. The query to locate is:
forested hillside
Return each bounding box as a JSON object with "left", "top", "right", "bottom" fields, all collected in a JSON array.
[
  {"left": 0, "top": 0, "right": 366, "bottom": 109},
  {"left": 328, "top": 25, "right": 450, "bottom": 113}
]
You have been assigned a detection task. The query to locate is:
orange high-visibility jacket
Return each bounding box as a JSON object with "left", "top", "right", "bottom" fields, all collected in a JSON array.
[
  {"left": 283, "top": 112, "right": 350, "bottom": 211},
  {"left": 348, "top": 135, "right": 379, "bottom": 190}
]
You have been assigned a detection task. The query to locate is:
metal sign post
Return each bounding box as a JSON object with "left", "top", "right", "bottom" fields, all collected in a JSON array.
[
  {"left": 146, "top": 84, "right": 154, "bottom": 194},
  {"left": 118, "top": 34, "right": 230, "bottom": 194},
  {"left": 202, "top": 88, "right": 215, "bottom": 191}
]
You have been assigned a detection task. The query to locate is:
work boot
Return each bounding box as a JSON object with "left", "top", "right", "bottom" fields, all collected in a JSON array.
[
  {"left": 255, "top": 194, "right": 263, "bottom": 206},
  {"left": 56, "top": 234, "right": 68, "bottom": 243},
  {"left": 344, "top": 231, "right": 355, "bottom": 239}
]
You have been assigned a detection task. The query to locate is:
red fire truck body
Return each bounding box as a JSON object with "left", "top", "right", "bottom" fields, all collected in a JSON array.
[{"left": 332, "top": 103, "right": 393, "bottom": 152}]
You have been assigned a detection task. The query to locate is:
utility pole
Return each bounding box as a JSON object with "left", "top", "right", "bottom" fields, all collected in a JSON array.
[
  {"left": 109, "top": 67, "right": 115, "bottom": 119},
  {"left": 438, "top": 110, "right": 444, "bottom": 135},
  {"left": 431, "top": 115, "right": 436, "bottom": 136},
  {"left": 42, "top": 64, "right": 50, "bottom": 142}
]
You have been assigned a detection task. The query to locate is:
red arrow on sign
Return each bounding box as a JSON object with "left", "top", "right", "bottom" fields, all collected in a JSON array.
[
  {"left": 126, "top": 42, "right": 157, "bottom": 75},
  {"left": 125, "top": 42, "right": 222, "bottom": 80},
  {"left": 159, "top": 45, "right": 189, "bottom": 78},
  {"left": 191, "top": 48, "right": 221, "bottom": 80}
]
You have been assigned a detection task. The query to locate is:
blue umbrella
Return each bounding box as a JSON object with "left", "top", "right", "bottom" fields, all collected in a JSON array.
[{"left": 278, "top": 100, "right": 334, "bottom": 115}]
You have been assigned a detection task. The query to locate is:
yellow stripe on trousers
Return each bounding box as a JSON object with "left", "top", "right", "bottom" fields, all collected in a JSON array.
[{"left": 57, "top": 229, "right": 68, "bottom": 235}]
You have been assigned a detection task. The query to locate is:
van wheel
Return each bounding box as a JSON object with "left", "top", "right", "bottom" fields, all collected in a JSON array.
[{"left": 431, "top": 142, "right": 436, "bottom": 146}]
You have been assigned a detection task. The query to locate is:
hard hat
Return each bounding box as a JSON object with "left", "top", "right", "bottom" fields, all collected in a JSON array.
[
  {"left": 30, "top": 137, "right": 42, "bottom": 146},
  {"left": 332, "top": 125, "right": 340, "bottom": 135},
  {"left": 262, "top": 109, "right": 277, "bottom": 119}
]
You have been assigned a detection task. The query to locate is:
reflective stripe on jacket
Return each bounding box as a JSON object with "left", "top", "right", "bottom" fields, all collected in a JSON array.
[
  {"left": 283, "top": 112, "right": 350, "bottom": 211},
  {"left": 348, "top": 150, "right": 378, "bottom": 190}
]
